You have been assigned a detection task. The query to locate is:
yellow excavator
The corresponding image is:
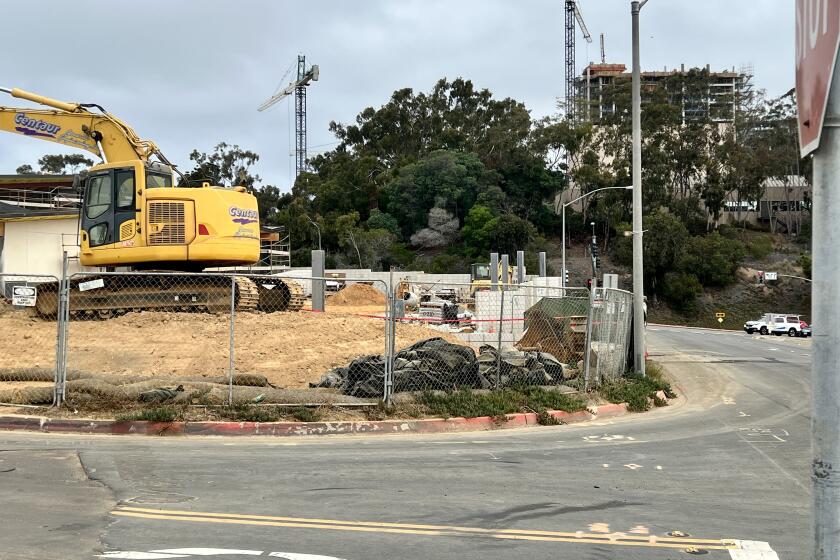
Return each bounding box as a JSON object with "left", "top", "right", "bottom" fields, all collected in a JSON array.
[{"left": 0, "top": 86, "right": 304, "bottom": 317}]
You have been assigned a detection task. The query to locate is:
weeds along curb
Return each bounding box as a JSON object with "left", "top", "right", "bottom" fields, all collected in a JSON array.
[{"left": 0, "top": 403, "right": 630, "bottom": 437}]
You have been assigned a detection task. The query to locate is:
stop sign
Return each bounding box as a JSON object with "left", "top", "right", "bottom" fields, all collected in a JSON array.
[{"left": 796, "top": 0, "right": 840, "bottom": 156}]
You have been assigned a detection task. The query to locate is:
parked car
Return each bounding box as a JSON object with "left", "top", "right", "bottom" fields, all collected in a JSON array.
[
  {"left": 800, "top": 321, "right": 812, "bottom": 337},
  {"left": 744, "top": 313, "right": 785, "bottom": 335},
  {"left": 771, "top": 315, "right": 804, "bottom": 337}
]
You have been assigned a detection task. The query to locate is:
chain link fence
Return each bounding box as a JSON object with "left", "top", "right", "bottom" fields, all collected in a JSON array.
[
  {"left": 0, "top": 268, "right": 636, "bottom": 410},
  {"left": 589, "top": 287, "right": 635, "bottom": 384},
  {"left": 382, "top": 280, "right": 612, "bottom": 400},
  {"left": 0, "top": 273, "right": 61, "bottom": 406}
]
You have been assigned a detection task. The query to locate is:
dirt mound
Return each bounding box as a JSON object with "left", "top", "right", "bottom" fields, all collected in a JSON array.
[
  {"left": 328, "top": 283, "right": 386, "bottom": 306},
  {"left": 0, "top": 308, "right": 457, "bottom": 390}
]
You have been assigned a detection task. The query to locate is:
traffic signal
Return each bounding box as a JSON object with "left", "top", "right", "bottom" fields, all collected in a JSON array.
[
  {"left": 564, "top": 268, "right": 570, "bottom": 285},
  {"left": 757, "top": 271, "right": 765, "bottom": 285},
  {"left": 590, "top": 242, "right": 601, "bottom": 270}
]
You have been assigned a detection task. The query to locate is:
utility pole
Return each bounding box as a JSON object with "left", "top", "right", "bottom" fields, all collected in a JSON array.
[{"left": 631, "top": 0, "right": 647, "bottom": 376}]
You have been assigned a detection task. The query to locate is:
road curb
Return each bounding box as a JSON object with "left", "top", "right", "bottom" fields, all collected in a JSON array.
[
  {"left": 648, "top": 323, "right": 742, "bottom": 333},
  {"left": 0, "top": 403, "right": 630, "bottom": 437}
]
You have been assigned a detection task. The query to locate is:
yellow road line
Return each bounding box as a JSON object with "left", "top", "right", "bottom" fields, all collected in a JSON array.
[{"left": 112, "top": 507, "right": 735, "bottom": 551}]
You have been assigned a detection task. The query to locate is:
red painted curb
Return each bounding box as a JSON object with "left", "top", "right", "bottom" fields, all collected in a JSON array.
[{"left": 0, "top": 402, "right": 634, "bottom": 437}]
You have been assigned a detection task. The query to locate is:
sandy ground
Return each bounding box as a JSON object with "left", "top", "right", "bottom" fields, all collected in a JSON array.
[{"left": 0, "top": 307, "right": 457, "bottom": 388}]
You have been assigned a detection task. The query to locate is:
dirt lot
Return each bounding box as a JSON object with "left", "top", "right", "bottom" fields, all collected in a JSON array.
[{"left": 0, "top": 307, "right": 456, "bottom": 388}]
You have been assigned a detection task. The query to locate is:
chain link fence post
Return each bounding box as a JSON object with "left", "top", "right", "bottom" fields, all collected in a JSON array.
[
  {"left": 583, "top": 278, "right": 597, "bottom": 391},
  {"left": 385, "top": 287, "right": 396, "bottom": 405},
  {"left": 228, "top": 275, "right": 236, "bottom": 406},
  {"left": 54, "top": 252, "right": 70, "bottom": 407},
  {"left": 495, "top": 288, "right": 505, "bottom": 388}
]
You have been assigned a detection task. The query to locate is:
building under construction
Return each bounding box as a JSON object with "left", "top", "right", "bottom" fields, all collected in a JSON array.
[{"left": 574, "top": 62, "right": 753, "bottom": 124}]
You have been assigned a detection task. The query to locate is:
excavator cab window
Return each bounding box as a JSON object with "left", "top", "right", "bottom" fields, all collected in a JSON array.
[
  {"left": 115, "top": 169, "right": 135, "bottom": 209},
  {"left": 85, "top": 174, "right": 112, "bottom": 220},
  {"left": 146, "top": 171, "right": 172, "bottom": 188},
  {"left": 471, "top": 264, "right": 490, "bottom": 281}
]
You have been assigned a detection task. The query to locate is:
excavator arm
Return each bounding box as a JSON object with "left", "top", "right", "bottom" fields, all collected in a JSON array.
[{"left": 0, "top": 86, "right": 169, "bottom": 165}]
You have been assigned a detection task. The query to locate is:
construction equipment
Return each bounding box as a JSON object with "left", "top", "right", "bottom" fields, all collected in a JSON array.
[
  {"left": 0, "top": 86, "right": 304, "bottom": 316},
  {"left": 470, "top": 262, "right": 517, "bottom": 295},
  {"left": 565, "top": 0, "right": 593, "bottom": 122},
  {"left": 258, "top": 55, "right": 319, "bottom": 177}
]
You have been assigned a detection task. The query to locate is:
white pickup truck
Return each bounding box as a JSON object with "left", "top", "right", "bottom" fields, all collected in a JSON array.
[{"left": 770, "top": 315, "right": 806, "bottom": 337}]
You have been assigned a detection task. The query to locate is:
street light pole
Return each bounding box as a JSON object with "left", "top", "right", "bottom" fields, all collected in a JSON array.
[
  {"left": 307, "top": 217, "right": 322, "bottom": 251},
  {"left": 631, "top": 0, "right": 647, "bottom": 376},
  {"left": 561, "top": 185, "right": 632, "bottom": 289}
]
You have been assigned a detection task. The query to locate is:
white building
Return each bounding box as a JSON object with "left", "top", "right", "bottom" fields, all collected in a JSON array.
[{"left": 0, "top": 175, "right": 91, "bottom": 296}]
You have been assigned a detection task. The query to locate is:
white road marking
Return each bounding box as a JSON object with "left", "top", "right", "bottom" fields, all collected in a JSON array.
[
  {"left": 655, "top": 466, "right": 663, "bottom": 470},
  {"left": 98, "top": 554, "right": 188, "bottom": 559},
  {"left": 268, "top": 554, "right": 348, "bottom": 560},
  {"left": 738, "top": 411, "right": 751, "bottom": 417},
  {"left": 583, "top": 434, "right": 635, "bottom": 442},
  {"left": 722, "top": 396, "right": 736, "bottom": 405},
  {"left": 624, "top": 463, "right": 643, "bottom": 470},
  {"left": 602, "top": 463, "right": 609, "bottom": 468},
  {"left": 153, "top": 550, "right": 262, "bottom": 556},
  {"left": 101, "top": 550, "right": 346, "bottom": 560},
  {"left": 729, "top": 540, "right": 780, "bottom": 559}
]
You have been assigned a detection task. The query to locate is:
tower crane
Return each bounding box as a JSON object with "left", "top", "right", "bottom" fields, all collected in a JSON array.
[
  {"left": 565, "top": 0, "right": 592, "bottom": 123},
  {"left": 258, "top": 55, "right": 319, "bottom": 178}
]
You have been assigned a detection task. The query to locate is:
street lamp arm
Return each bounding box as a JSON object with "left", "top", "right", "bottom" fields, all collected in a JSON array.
[{"left": 563, "top": 185, "right": 633, "bottom": 208}]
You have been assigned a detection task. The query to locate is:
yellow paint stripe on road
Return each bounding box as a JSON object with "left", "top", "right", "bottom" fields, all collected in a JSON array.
[
  {"left": 116, "top": 506, "right": 728, "bottom": 545},
  {"left": 111, "top": 507, "right": 735, "bottom": 551}
]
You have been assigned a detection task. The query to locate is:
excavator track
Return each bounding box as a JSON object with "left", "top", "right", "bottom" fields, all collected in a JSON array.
[
  {"left": 31, "top": 274, "right": 302, "bottom": 319},
  {"left": 255, "top": 278, "right": 306, "bottom": 312}
]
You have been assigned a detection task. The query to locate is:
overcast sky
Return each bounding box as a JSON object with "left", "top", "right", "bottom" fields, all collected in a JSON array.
[{"left": 0, "top": 0, "right": 793, "bottom": 189}]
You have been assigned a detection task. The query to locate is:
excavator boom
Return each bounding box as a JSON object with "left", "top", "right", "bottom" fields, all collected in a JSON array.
[{"left": 0, "top": 86, "right": 164, "bottom": 164}]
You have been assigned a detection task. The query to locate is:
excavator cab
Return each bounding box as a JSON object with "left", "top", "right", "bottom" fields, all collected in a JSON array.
[
  {"left": 78, "top": 161, "right": 260, "bottom": 269},
  {"left": 80, "top": 162, "right": 171, "bottom": 252}
]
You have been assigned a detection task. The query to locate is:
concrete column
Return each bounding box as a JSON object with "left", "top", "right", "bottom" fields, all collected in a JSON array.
[
  {"left": 501, "top": 254, "right": 510, "bottom": 286},
  {"left": 490, "top": 252, "right": 499, "bottom": 291},
  {"left": 516, "top": 250, "right": 525, "bottom": 284},
  {"left": 539, "top": 252, "right": 547, "bottom": 277},
  {"left": 311, "top": 249, "right": 325, "bottom": 312}
]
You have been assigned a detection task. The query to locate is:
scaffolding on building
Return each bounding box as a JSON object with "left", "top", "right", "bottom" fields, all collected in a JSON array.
[{"left": 575, "top": 62, "right": 752, "bottom": 125}]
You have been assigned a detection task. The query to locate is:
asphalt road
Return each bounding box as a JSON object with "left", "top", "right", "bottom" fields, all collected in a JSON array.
[{"left": 0, "top": 325, "right": 811, "bottom": 560}]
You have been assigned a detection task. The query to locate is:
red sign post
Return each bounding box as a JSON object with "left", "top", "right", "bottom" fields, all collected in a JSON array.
[{"left": 796, "top": 0, "right": 840, "bottom": 156}]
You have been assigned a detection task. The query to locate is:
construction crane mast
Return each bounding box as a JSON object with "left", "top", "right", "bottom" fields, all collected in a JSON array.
[
  {"left": 600, "top": 32, "right": 606, "bottom": 64},
  {"left": 258, "top": 55, "right": 319, "bottom": 178},
  {"left": 564, "top": 0, "right": 592, "bottom": 122}
]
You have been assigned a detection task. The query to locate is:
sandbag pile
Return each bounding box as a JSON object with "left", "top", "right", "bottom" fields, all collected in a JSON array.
[{"left": 312, "top": 337, "right": 577, "bottom": 398}]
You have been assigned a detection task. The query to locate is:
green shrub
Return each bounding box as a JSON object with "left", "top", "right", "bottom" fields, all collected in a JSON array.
[
  {"left": 679, "top": 232, "right": 746, "bottom": 287},
  {"left": 799, "top": 253, "right": 812, "bottom": 279},
  {"left": 417, "top": 387, "right": 586, "bottom": 419},
  {"left": 116, "top": 407, "right": 180, "bottom": 423},
  {"left": 745, "top": 236, "right": 774, "bottom": 260},
  {"left": 290, "top": 407, "right": 322, "bottom": 423},
  {"left": 223, "top": 405, "right": 280, "bottom": 423},
  {"left": 599, "top": 371, "right": 674, "bottom": 413},
  {"left": 662, "top": 272, "right": 702, "bottom": 312}
]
